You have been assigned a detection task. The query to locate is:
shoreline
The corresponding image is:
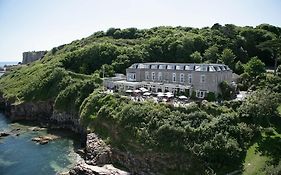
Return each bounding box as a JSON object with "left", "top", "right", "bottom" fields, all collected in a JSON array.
[{"left": 0, "top": 98, "right": 132, "bottom": 175}]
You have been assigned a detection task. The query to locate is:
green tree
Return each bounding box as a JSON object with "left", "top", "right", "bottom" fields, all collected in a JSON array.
[
  {"left": 220, "top": 48, "right": 236, "bottom": 69},
  {"left": 203, "top": 45, "right": 220, "bottom": 63},
  {"left": 244, "top": 57, "right": 266, "bottom": 78},
  {"left": 190, "top": 51, "right": 202, "bottom": 63},
  {"left": 235, "top": 61, "right": 244, "bottom": 75},
  {"left": 238, "top": 89, "right": 280, "bottom": 126},
  {"left": 258, "top": 36, "right": 281, "bottom": 75},
  {"left": 219, "top": 81, "right": 236, "bottom": 100}
]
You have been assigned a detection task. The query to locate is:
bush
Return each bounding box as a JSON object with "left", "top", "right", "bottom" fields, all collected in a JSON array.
[{"left": 205, "top": 92, "right": 216, "bottom": 101}]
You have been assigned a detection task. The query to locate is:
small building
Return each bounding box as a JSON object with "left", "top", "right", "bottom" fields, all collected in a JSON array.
[{"left": 104, "top": 62, "right": 233, "bottom": 98}]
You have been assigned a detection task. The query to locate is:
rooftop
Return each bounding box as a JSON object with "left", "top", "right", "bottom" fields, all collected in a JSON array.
[{"left": 128, "top": 62, "right": 231, "bottom": 72}]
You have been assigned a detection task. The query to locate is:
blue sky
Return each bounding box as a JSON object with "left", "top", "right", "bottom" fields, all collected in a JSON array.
[{"left": 0, "top": 0, "right": 281, "bottom": 62}]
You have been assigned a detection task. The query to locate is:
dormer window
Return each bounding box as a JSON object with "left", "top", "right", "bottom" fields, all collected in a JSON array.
[
  {"left": 151, "top": 65, "right": 158, "bottom": 69},
  {"left": 159, "top": 65, "right": 166, "bottom": 69},
  {"left": 185, "top": 65, "right": 194, "bottom": 71},
  {"left": 209, "top": 66, "right": 216, "bottom": 72},
  {"left": 167, "top": 65, "right": 175, "bottom": 70},
  {"left": 176, "top": 65, "right": 184, "bottom": 70}
]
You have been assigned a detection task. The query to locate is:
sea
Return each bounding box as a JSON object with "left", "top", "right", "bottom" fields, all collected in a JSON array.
[
  {"left": 0, "top": 113, "right": 81, "bottom": 175},
  {"left": 0, "top": 62, "right": 18, "bottom": 68},
  {"left": 0, "top": 62, "right": 18, "bottom": 77}
]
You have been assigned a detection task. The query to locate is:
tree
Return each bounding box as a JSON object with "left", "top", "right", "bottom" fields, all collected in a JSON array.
[
  {"left": 190, "top": 51, "right": 202, "bottom": 63},
  {"left": 258, "top": 36, "right": 281, "bottom": 75},
  {"left": 238, "top": 89, "right": 280, "bottom": 126},
  {"left": 243, "top": 57, "right": 266, "bottom": 78},
  {"left": 219, "top": 81, "right": 236, "bottom": 100},
  {"left": 235, "top": 61, "right": 244, "bottom": 75},
  {"left": 220, "top": 48, "right": 236, "bottom": 69},
  {"left": 203, "top": 45, "right": 220, "bottom": 63}
]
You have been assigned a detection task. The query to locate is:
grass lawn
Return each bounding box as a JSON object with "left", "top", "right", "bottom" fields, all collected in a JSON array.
[{"left": 243, "top": 143, "right": 269, "bottom": 175}]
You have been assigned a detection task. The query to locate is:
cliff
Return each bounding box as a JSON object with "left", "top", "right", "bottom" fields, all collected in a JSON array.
[
  {"left": 1, "top": 99, "right": 84, "bottom": 134},
  {"left": 22, "top": 51, "right": 47, "bottom": 64}
]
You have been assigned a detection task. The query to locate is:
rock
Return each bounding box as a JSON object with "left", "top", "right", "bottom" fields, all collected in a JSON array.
[
  {"left": 76, "top": 149, "right": 85, "bottom": 156},
  {"left": 29, "top": 126, "right": 46, "bottom": 131},
  {"left": 0, "top": 132, "right": 10, "bottom": 137},
  {"left": 31, "top": 134, "right": 60, "bottom": 144},
  {"left": 85, "top": 133, "right": 112, "bottom": 165},
  {"left": 69, "top": 163, "right": 129, "bottom": 175},
  {"left": 57, "top": 172, "right": 70, "bottom": 175}
]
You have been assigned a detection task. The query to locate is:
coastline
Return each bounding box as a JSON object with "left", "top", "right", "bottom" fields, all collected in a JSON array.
[{"left": 0, "top": 97, "right": 132, "bottom": 175}]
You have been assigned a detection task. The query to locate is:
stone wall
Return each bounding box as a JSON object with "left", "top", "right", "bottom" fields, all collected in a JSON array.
[{"left": 22, "top": 51, "right": 47, "bottom": 64}]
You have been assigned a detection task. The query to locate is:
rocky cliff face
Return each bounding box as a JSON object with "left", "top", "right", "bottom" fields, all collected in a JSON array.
[
  {"left": 50, "top": 110, "right": 84, "bottom": 133},
  {"left": 8, "top": 100, "right": 53, "bottom": 121},
  {"left": 80, "top": 133, "right": 198, "bottom": 175},
  {"left": 2, "top": 99, "right": 84, "bottom": 134},
  {"left": 22, "top": 51, "right": 47, "bottom": 64}
]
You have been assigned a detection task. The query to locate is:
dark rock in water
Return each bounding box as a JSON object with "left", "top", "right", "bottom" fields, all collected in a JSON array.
[
  {"left": 39, "top": 140, "right": 49, "bottom": 145},
  {"left": 31, "top": 135, "right": 59, "bottom": 145},
  {"left": 69, "top": 163, "right": 129, "bottom": 175},
  {"left": 28, "top": 126, "right": 46, "bottom": 131},
  {"left": 0, "top": 132, "right": 10, "bottom": 137},
  {"left": 76, "top": 149, "right": 85, "bottom": 156}
]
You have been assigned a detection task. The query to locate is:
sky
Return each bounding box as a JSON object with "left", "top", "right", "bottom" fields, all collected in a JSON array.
[{"left": 0, "top": 0, "right": 281, "bottom": 62}]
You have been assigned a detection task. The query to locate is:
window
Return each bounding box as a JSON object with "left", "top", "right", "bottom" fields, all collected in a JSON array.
[
  {"left": 185, "top": 65, "right": 194, "bottom": 71},
  {"left": 130, "top": 64, "right": 138, "bottom": 69},
  {"left": 158, "top": 72, "right": 162, "bottom": 81},
  {"left": 145, "top": 71, "right": 149, "bottom": 80},
  {"left": 167, "top": 65, "right": 175, "bottom": 70},
  {"left": 188, "top": 74, "right": 192, "bottom": 84},
  {"left": 152, "top": 72, "right": 155, "bottom": 81},
  {"left": 159, "top": 65, "right": 166, "bottom": 69},
  {"left": 151, "top": 65, "right": 158, "bottom": 69},
  {"left": 200, "top": 66, "right": 208, "bottom": 71},
  {"left": 172, "top": 73, "right": 176, "bottom": 82},
  {"left": 200, "top": 75, "right": 206, "bottom": 83},
  {"left": 195, "top": 65, "right": 200, "bottom": 71},
  {"left": 137, "top": 64, "right": 145, "bottom": 69},
  {"left": 196, "top": 90, "right": 206, "bottom": 98},
  {"left": 180, "top": 73, "right": 184, "bottom": 83},
  {"left": 209, "top": 66, "right": 216, "bottom": 72},
  {"left": 176, "top": 65, "right": 184, "bottom": 70},
  {"left": 127, "top": 73, "right": 136, "bottom": 81}
]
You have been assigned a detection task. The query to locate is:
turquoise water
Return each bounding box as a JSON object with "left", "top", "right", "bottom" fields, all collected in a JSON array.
[
  {"left": 0, "top": 113, "right": 81, "bottom": 175},
  {"left": 0, "top": 62, "right": 18, "bottom": 68}
]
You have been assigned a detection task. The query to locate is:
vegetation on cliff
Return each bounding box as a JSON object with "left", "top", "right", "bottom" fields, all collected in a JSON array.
[{"left": 1, "top": 24, "right": 281, "bottom": 174}]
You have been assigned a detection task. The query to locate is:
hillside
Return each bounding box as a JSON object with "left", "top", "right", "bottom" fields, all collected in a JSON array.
[{"left": 1, "top": 24, "right": 281, "bottom": 174}]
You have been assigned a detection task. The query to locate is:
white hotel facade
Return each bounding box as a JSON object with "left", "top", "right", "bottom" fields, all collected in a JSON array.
[{"left": 104, "top": 62, "right": 233, "bottom": 98}]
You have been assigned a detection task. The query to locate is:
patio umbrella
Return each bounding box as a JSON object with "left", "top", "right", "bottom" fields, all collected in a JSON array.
[
  {"left": 139, "top": 87, "right": 149, "bottom": 92},
  {"left": 166, "top": 94, "right": 174, "bottom": 98},
  {"left": 165, "top": 92, "right": 173, "bottom": 96},
  {"left": 125, "top": 90, "right": 133, "bottom": 93},
  {"left": 143, "top": 92, "right": 151, "bottom": 96},
  {"left": 157, "top": 92, "right": 165, "bottom": 97},
  {"left": 179, "top": 95, "right": 188, "bottom": 99}
]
